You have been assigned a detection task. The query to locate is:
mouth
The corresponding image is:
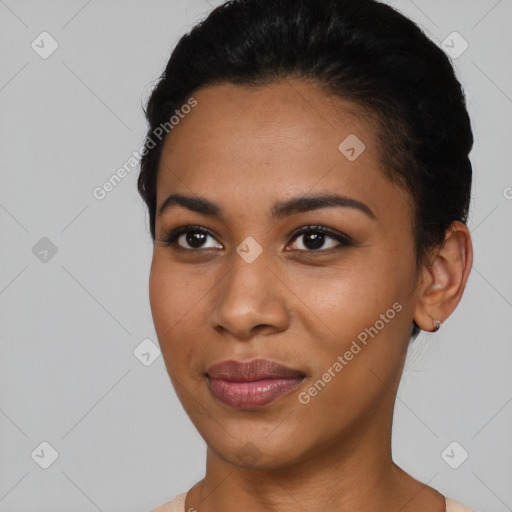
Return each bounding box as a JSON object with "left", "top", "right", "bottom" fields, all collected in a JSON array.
[{"left": 205, "top": 358, "right": 306, "bottom": 409}]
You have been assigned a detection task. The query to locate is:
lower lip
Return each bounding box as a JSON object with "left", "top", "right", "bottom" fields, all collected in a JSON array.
[{"left": 207, "top": 376, "right": 304, "bottom": 409}]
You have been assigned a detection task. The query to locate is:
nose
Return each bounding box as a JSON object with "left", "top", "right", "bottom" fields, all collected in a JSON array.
[{"left": 208, "top": 250, "right": 290, "bottom": 340}]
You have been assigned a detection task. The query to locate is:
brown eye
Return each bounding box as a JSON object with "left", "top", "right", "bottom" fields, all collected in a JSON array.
[
  {"left": 159, "top": 226, "right": 223, "bottom": 250},
  {"left": 288, "top": 225, "right": 353, "bottom": 252}
]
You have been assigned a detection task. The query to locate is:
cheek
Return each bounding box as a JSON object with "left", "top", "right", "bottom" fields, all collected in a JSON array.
[
  {"left": 290, "top": 257, "right": 401, "bottom": 331},
  {"left": 148, "top": 254, "right": 209, "bottom": 375},
  {"left": 148, "top": 259, "right": 173, "bottom": 332},
  {"left": 149, "top": 253, "right": 196, "bottom": 331},
  {"left": 290, "top": 271, "right": 408, "bottom": 420},
  {"left": 286, "top": 254, "right": 410, "bottom": 379},
  {"left": 148, "top": 255, "right": 191, "bottom": 368}
]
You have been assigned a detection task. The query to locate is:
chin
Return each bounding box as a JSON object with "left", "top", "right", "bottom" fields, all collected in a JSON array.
[{"left": 207, "top": 435, "right": 309, "bottom": 470}]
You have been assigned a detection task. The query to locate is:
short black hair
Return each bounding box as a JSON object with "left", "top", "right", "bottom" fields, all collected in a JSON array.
[{"left": 138, "top": 0, "right": 473, "bottom": 339}]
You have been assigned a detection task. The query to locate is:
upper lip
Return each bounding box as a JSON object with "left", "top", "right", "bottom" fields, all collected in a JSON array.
[{"left": 206, "top": 358, "right": 306, "bottom": 382}]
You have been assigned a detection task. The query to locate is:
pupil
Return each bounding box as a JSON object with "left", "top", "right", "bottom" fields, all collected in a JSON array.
[
  {"left": 305, "top": 232, "right": 324, "bottom": 249},
  {"left": 187, "top": 231, "right": 206, "bottom": 248}
]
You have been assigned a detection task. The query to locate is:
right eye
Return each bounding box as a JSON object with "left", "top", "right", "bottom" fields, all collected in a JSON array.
[{"left": 158, "top": 225, "right": 223, "bottom": 251}]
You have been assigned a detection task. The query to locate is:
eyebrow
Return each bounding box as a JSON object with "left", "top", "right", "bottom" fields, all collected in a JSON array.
[{"left": 158, "top": 192, "right": 376, "bottom": 221}]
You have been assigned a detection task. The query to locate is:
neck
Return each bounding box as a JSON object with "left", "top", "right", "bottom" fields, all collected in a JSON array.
[{"left": 185, "top": 407, "right": 445, "bottom": 512}]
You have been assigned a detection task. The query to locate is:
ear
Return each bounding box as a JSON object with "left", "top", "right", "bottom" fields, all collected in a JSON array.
[{"left": 413, "top": 221, "right": 473, "bottom": 332}]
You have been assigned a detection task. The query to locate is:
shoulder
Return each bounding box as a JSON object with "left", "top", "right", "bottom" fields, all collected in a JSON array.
[
  {"left": 445, "top": 497, "right": 477, "bottom": 512},
  {"left": 150, "top": 491, "right": 188, "bottom": 512}
]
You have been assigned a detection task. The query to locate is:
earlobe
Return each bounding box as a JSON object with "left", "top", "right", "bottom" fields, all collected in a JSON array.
[{"left": 413, "top": 221, "right": 473, "bottom": 333}]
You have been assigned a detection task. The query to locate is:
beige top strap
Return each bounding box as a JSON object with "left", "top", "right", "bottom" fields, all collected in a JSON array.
[{"left": 445, "top": 497, "right": 476, "bottom": 512}]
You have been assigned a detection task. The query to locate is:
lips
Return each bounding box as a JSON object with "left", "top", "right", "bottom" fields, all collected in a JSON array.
[
  {"left": 207, "top": 358, "right": 306, "bottom": 381},
  {"left": 206, "top": 358, "right": 306, "bottom": 409}
]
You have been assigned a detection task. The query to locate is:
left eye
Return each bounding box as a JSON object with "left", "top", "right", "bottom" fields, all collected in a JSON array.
[{"left": 288, "top": 226, "right": 352, "bottom": 252}]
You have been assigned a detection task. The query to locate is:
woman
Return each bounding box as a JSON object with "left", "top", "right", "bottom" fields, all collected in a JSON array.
[{"left": 138, "top": 0, "right": 475, "bottom": 510}]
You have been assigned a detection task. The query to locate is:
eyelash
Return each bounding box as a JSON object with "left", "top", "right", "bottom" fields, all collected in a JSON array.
[{"left": 158, "top": 224, "right": 354, "bottom": 253}]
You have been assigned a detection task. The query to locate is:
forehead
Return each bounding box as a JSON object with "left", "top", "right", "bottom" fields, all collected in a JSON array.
[
  {"left": 155, "top": 79, "right": 410, "bottom": 223},
  {"left": 160, "top": 79, "right": 377, "bottom": 168}
]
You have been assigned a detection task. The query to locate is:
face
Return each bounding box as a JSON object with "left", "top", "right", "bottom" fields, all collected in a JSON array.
[{"left": 149, "top": 79, "right": 422, "bottom": 469}]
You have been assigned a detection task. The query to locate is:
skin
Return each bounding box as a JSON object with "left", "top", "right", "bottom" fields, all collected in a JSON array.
[{"left": 148, "top": 79, "right": 473, "bottom": 512}]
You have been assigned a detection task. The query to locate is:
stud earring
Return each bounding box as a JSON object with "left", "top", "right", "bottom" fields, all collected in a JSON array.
[{"left": 433, "top": 319, "right": 442, "bottom": 332}]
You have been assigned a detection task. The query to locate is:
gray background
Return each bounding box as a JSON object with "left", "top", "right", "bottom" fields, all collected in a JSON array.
[{"left": 0, "top": 0, "right": 511, "bottom": 511}]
